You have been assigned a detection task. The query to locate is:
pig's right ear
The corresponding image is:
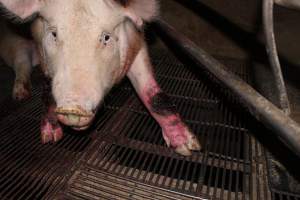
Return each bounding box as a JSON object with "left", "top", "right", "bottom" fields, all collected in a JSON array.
[{"left": 0, "top": 0, "right": 43, "bottom": 20}]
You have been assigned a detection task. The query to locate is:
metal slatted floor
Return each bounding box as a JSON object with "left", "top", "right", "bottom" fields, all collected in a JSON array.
[{"left": 0, "top": 50, "right": 298, "bottom": 200}]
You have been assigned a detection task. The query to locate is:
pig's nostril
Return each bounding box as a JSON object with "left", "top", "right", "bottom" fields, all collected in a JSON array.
[{"left": 92, "top": 108, "right": 97, "bottom": 114}]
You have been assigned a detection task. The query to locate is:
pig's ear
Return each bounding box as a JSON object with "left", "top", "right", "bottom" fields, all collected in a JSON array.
[
  {"left": 114, "top": 0, "right": 159, "bottom": 27},
  {"left": 0, "top": 0, "right": 43, "bottom": 20}
]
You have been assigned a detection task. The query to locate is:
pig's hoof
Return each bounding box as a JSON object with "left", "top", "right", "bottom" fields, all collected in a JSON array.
[
  {"left": 175, "top": 136, "right": 201, "bottom": 156},
  {"left": 13, "top": 83, "right": 31, "bottom": 100},
  {"left": 186, "top": 133, "right": 201, "bottom": 151},
  {"left": 41, "top": 118, "right": 63, "bottom": 144},
  {"left": 175, "top": 133, "right": 201, "bottom": 156},
  {"left": 163, "top": 129, "right": 201, "bottom": 156}
]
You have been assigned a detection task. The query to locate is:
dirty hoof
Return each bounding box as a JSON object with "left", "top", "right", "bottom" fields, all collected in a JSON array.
[
  {"left": 175, "top": 133, "right": 201, "bottom": 156},
  {"left": 186, "top": 133, "right": 201, "bottom": 151},
  {"left": 163, "top": 127, "right": 201, "bottom": 156},
  {"left": 41, "top": 117, "right": 63, "bottom": 144},
  {"left": 13, "top": 82, "right": 31, "bottom": 100}
]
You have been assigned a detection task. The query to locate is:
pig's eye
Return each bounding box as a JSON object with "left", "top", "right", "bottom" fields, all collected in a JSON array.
[
  {"left": 100, "top": 32, "right": 111, "bottom": 45},
  {"left": 47, "top": 27, "right": 57, "bottom": 42},
  {"left": 50, "top": 30, "right": 58, "bottom": 42},
  {"left": 52, "top": 31, "right": 57, "bottom": 39}
]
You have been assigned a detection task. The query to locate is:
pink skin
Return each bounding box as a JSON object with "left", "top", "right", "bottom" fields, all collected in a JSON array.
[
  {"left": 0, "top": 20, "right": 39, "bottom": 101},
  {"left": 139, "top": 79, "right": 194, "bottom": 147},
  {"left": 0, "top": 0, "right": 200, "bottom": 155},
  {"left": 127, "top": 45, "right": 201, "bottom": 156},
  {"left": 40, "top": 105, "right": 63, "bottom": 144},
  {"left": 40, "top": 78, "right": 63, "bottom": 144},
  {"left": 12, "top": 41, "right": 39, "bottom": 101}
]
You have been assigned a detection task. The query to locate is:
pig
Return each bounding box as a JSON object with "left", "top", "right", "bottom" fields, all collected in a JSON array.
[
  {"left": 0, "top": 0, "right": 201, "bottom": 156},
  {"left": 0, "top": 19, "right": 38, "bottom": 100}
]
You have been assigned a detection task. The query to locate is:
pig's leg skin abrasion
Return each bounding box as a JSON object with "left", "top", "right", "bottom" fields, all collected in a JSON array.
[
  {"left": 127, "top": 46, "right": 201, "bottom": 156},
  {"left": 40, "top": 78, "right": 63, "bottom": 144}
]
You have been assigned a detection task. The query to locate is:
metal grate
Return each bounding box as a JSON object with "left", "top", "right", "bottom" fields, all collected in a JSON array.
[
  {"left": 0, "top": 69, "right": 132, "bottom": 199},
  {"left": 0, "top": 50, "right": 298, "bottom": 199},
  {"left": 55, "top": 52, "right": 256, "bottom": 200}
]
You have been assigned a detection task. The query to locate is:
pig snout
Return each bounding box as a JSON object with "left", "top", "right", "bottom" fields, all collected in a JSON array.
[
  {"left": 55, "top": 105, "right": 95, "bottom": 130},
  {"left": 52, "top": 73, "right": 104, "bottom": 130},
  {"left": 53, "top": 90, "right": 101, "bottom": 129}
]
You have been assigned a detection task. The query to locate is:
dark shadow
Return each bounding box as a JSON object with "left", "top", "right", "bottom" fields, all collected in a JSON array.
[
  {"left": 173, "top": 0, "right": 300, "bottom": 90},
  {"left": 173, "top": 0, "right": 266, "bottom": 60},
  {"left": 251, "top": 120, "right": 300, "bottom": 194},
  {"left": 151, "top": 19, "right": 300, "bottom": 195}
]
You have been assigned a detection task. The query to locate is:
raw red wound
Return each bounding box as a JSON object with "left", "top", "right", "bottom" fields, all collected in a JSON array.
[
  {"left": 138, "top": 79, "right": 190, "bottom": 147},
  {"left": 40, "top": 106, "right": 63, "bottom": 144},
  {"left": 160, "top": 114, "right": 189, "bottom": 147}
]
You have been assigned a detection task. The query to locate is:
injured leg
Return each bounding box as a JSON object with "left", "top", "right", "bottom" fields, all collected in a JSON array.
[
  {"left": 40, "top": 78, "right": 63, "bottom": 144},
  {"left": 127, "top": 44, "right": 201, "bottom": 156}
]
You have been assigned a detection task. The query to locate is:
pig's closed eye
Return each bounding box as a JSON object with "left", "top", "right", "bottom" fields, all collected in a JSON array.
[{"left": 100, "top": 32, "right": 111, "bottom": 45}]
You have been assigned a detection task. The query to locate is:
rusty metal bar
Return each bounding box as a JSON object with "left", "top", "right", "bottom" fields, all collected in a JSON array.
[
  {"left": 152, "top": 20, "right": 300, "bottom": 158},
  {"left": 263, "top": 0, "right": 291, "bottom": 115},
  {"left": 275, "top": 0, "right": 300, "bottom": 10}
]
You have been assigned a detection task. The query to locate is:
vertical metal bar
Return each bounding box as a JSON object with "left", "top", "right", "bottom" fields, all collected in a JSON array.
[
  {"left": 263, "top": 0, "right": 291, "bottom": 115},
  {"left": 212, "top": 109, "right": 227, "bottom": 199},
  {"left": 235, "top": 117, "right": 242, "bottom": 200}
]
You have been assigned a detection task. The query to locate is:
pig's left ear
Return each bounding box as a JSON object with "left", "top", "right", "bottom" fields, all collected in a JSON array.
[
  {"left": 0, "top": 0, "right": 44, "bottom": 20},
  {"left": 114, "top": 0, "right": 159, "bottom": 27}
]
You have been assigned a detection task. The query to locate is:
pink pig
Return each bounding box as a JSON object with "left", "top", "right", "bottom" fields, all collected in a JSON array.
[
  {"left": 0, "top": 19, "right": 38, "bottom": 100},
  {"left": 0, "top": 0, "right": 201, "bottom": 156}
]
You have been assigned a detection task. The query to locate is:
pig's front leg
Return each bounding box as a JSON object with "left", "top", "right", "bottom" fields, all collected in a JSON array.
[
  {"left": 12, "top": 52, "right": 32, "bottom": 100},
  {"left": 127, "top": 46, "right": 201, "bottom": 156},
  {"left": 40, "top": 79, "right": 63, "bottom": 144},
  {"left": 10, "top": 41, "right": 39, "bottom": 100},
  {"left": 0, "top": 33, "right": 39, "bottom": 100},
  {"left": 41, "top": 105, "right": 63, "bottom": 144}
]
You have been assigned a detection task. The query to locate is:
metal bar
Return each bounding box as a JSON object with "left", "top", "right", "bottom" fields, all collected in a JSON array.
[
  {"left": 275, "top": 0, "right": 300, "bottom": 10},
  {"left": 263, "top": 0, "right": 291, "bottom": 115},
  {"left": 152, "top": 20, "right": 300, "bottom": 157}
]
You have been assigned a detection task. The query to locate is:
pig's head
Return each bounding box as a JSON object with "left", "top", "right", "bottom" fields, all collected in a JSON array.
[{"left": 0, "top": 0, "right": 158, "bottom": 129}]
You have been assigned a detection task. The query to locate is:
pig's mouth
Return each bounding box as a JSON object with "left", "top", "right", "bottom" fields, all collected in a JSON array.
[{"left": 55, "top": 106, "right": 95, "bottom": 130}]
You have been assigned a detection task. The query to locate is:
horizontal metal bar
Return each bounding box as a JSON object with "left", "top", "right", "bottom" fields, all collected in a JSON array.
[
  {"left": 275, "top": 0, "right": 300, "bottom": 10},
  {"left": 152, "top": 20, "right": 300, "bottom": 158},
  {"left": 263, "top": 0, "right": 291, "bottom": 115}
]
